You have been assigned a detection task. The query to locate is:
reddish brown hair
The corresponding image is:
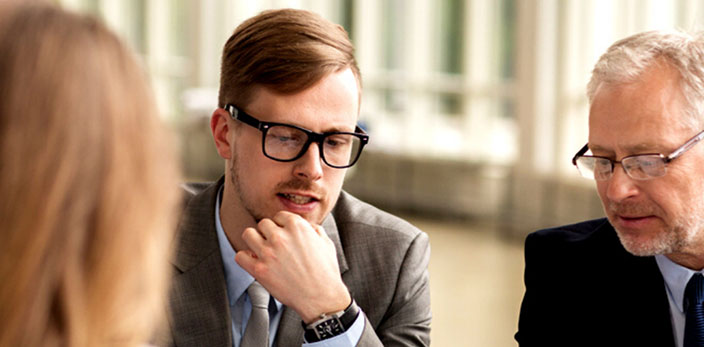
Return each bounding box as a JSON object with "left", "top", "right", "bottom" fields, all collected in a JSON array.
[
  {"left": 218, "top": 8, "right": 361, "bottom": 109},
  {"left": 0, "top": 3, "right": 180, "bottom": 346}
]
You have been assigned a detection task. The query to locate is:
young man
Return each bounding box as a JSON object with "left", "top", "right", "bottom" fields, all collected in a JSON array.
[
  {"left": 158, "top": 9, "right": 431, "bottom": 347},
  {"left": 516, "top": 30, "right": 704, "bottom": 347}
]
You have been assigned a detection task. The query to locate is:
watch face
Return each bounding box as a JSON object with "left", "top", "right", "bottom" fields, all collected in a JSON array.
[{"left": 316, "top": 318, "right": 343, "bottom": 339}]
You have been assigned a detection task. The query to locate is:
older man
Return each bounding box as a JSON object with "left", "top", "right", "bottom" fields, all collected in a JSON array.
[{"left": 516, "top": 30, "right": 704, "bottom": 347}]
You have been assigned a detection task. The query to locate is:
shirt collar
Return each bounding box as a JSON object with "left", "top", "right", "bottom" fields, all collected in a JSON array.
[
  {"left": 214, "top": 186, "right": 282, "bottom": 311},
  {"left": 655, "top": 254, "right": 700, "bottom": 313}
]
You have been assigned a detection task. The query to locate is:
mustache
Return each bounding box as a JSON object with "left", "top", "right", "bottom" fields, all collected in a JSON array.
[
  {"left": 275, "top": 178, "right": 325, "bottom": 196},
  {"left": 608, "top": 201, "right": 659, "bottom": 216}
]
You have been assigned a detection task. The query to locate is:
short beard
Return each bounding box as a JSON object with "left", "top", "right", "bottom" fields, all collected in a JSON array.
[
  {"left": 615, "top": 225, "right": 688, "bottom": 256},
  {"left": 611, "top": 200, "right": 704, "bottom": 257},
  {"left": 228, "top": 155, "right": 328, "bottom": 224},
  {"left": 229, "top": 155, "right": 266, "bottom": 222}
]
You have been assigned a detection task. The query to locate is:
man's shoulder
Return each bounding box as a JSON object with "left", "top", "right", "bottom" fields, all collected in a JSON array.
[
  {"left": 333, "top": 191, "right": 424, "bottom": 241},
  {"left": 523, "top": 218, "right": 632, "bottom": 272},
  {"left": 178, "top": 179, "right": 222, "bottom": 209},
  {"left": 171, "top": 180, "right": 222, "bottom": 272},
  {"left": 181, "top": 181, "right": 213, "bottom": 197},
  {"left": 527, "top": 218, "right": 613, "bottom": 247}
]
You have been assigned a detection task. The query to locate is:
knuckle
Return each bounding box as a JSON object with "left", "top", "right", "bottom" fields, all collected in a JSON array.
[
  {"left": 285, "top": 213, "right": 300, "bottom": 225},
  {"left": 252, "top": 262, "right": 269, "bottom": 278},
  {"left": 241, "top": 228, "right": 255, "bottom": 241},
  {"left": 259, "top": 247, "right": 278, "bottom": 262},
  {"left": 275, "top": 210, "right": 292, "bottom": 220},
  {"left": 267, "top": 229, "right": 283, "bottom": 245},
  {"left": 258, "top": 218, "right": 272, "bottom": 229},
  {"left": 291, "top": 217, "right": 310, "bottom": 231}
]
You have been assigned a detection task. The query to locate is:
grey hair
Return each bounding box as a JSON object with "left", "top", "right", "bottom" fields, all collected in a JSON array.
[{"left": 587, "top": 30, "right": 704, "bottom": 130}]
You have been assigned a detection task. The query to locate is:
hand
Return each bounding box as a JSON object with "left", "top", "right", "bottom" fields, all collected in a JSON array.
[{"left": 235, "top": 211, "right": 352, "bottom": 323}]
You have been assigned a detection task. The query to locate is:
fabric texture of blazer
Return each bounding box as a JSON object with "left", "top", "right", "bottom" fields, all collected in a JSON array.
[
  {"left": 155, "top": 178, "right": 432, "bottom": 347},
  {"left": 515, "top": 218, "right": 675, "bottom": 347}
]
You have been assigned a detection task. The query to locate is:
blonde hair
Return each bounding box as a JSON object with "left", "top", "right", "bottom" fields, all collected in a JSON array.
[{"left": 0, "top": 3, "right": 180, "bottom": 346}]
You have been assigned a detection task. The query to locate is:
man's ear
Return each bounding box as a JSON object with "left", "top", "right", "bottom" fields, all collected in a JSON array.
[{"left": 211, "top": 108, "right": 233, "bottom": 159}]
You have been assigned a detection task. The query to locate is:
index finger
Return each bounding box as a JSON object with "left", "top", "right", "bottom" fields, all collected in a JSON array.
[
  {"left": 256, "top": 218, "right": 279, "bottom": 239},
  {"left": 270, "top": 211, "right": 299, "bottom": 227}
]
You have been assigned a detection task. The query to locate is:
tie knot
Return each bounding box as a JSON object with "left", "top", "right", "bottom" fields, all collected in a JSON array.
[
  {"left": 247, "top": 281, "right": 270, "bottom": 309},
  {"left": 686, "top": 273, "right": 704, "bottom": 309}
]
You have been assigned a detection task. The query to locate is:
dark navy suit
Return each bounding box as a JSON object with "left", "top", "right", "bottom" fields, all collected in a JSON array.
[{"left": 516, "top": 218, "right": 675, "bottom": 347}]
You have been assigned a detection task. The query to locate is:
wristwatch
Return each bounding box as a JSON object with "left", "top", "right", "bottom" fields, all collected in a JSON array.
[{"left": 302, "top": 300, "right": 360, "bottom": 342}]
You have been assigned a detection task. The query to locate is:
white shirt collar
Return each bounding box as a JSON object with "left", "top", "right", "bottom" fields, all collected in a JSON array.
[
  {"left": 655, "top": 254, "right": 700, "bottom": 313},
  {"left": 214, "top": 186, "right": 282, "bottom": 311}
]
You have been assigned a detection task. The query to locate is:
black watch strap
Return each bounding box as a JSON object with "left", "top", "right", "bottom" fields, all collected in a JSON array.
[{"left": 302, "top": 300, "right": 360, "bottom": 342}]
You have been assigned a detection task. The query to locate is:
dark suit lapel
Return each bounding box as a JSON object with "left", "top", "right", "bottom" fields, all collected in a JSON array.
[
  {"left": 274, "top": 212, "right": 348, "bottom": 346},
  {"left": 169, "top": 178, "right": 233, "bottom": 346},
  {"left": 630, "top": 255, "right": 676, "bottom": 346},
  {"left": 601, "top": 222, "right": 675, "bottom": 346}
]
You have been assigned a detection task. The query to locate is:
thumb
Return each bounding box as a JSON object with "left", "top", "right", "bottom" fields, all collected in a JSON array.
[{"left": 314, "top": 224, "right": 329, "bottom": 238}]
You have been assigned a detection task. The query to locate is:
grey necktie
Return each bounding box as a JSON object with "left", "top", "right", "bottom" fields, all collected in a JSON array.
[{"left": 241, "top": 281, "right": 270, "bottom": 347}]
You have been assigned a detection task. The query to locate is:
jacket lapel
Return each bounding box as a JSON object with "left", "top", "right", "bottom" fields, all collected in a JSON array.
[
  {"left": 322, "top": 211, "right": 349, "bottom": 275},
  {"left": 170, "top": 179, "right": 233, "bottom": 346},
  {"left": 631, "top": 256, "right": 676, "bottom": 346}
]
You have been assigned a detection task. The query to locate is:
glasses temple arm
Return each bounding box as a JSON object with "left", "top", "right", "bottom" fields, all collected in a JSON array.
[
  {"left": 668, "top": 130, "right": 704, "bottom": 161},
  {"left": 225, "top": 104, "right": 261, "bottom": 128},
  {"left": 572, "top": 143, "right": 589, "bottom": 165}
]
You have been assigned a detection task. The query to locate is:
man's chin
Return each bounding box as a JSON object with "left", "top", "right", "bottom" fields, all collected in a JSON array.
[{"left": 615, "top": 229, "right": 673, "bottom": 257}]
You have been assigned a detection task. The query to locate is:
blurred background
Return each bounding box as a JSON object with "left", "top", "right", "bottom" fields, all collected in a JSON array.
[{"left": 55, "top": 0, "right": 704, "bottom": 345}]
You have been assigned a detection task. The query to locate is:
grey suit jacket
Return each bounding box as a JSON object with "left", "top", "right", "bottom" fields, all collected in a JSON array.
[{"left": 156, "top": 178, "right": 431, "bottom": 347}]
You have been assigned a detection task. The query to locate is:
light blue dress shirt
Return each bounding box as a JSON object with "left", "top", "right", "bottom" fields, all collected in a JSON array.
[
  {"left": 655, "top": 254, "right": 704, "bottom": 347},
  {"left": 214, "top": 188, "right": 364, "bottom": 347}
]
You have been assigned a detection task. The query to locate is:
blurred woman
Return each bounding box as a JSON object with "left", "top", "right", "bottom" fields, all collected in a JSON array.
[{"left": 0, "top": 3, "right": 180, "bottom": 346}]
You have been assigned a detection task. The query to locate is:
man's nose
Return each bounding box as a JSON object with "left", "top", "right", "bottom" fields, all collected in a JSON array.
[
  {"left": 605, "top": 164, "right": 639, "bottom": 203},
  {"left": 292, "top": 142, "right": 324, "bottom": 180}
]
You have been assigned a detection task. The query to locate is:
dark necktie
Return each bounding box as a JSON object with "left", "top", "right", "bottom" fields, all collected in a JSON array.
[
  {"left": 684, "top": 273, "right": 704, "bottom": 347},
  {"left": 241, "top": 281, "right": 270, "bottom": 347}
]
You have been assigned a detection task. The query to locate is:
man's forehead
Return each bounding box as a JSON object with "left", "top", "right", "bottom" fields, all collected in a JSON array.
[
  {"left": 587, "top": 116, "right": 693, "bottom": 156},
  {"left": 587, "top": 140, "right": 668, "bottom": 155},
  {"left": 247, "top": 87, "right": 359, "bottom": 132}
]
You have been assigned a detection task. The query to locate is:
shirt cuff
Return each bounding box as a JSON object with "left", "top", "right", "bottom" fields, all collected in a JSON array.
[{"left": 302, "top": 310, "right": 365, "bottom": 346}]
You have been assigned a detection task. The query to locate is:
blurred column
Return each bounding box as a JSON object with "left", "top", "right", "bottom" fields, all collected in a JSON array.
[
  {"left": 555, "top": 0, "right": 587, "bottom": 177},
  {"left": 144, "top": 0, "right": 172, "bottom": 116},
  {"left": 678, "top": 0, "right": 702, "bottom": 29},
  {"left": 99, "top": 1, "right": 127, "bottom": 41},
  {"left": 60, "top": 0, "right": 84, "bottom": 11},
  {"left": 404, "top": 0, "right": 434, "bottom": 155},
  {"left": 515, "top": 0, "right": 557, "bottom": 176},
  {"left": 191, "top": 0, "right": 223, "bottom": 90},
  {"left": 464, "top": 0, "right": 495, "bottom": 160},
  {"left": 355, "top": 0, "right": 383, "bottom": 129},
  {"left": 510, "top": 0, "right": 559, "bottom": 231}
]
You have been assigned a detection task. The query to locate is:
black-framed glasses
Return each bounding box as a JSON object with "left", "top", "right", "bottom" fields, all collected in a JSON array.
[
  {"left": 225, "top": 104, "right": 369, "bottom": 169},
  {"left": 572, "top": 130, "right": 704, "bottom": 181}
]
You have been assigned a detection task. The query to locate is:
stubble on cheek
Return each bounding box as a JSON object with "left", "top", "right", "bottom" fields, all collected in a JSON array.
[
  {"left": 608, "top": 199, "right": 703, "bottom": 257},
  {"left": 227, "top": 155, "right": 267, "bottom": 222}
]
